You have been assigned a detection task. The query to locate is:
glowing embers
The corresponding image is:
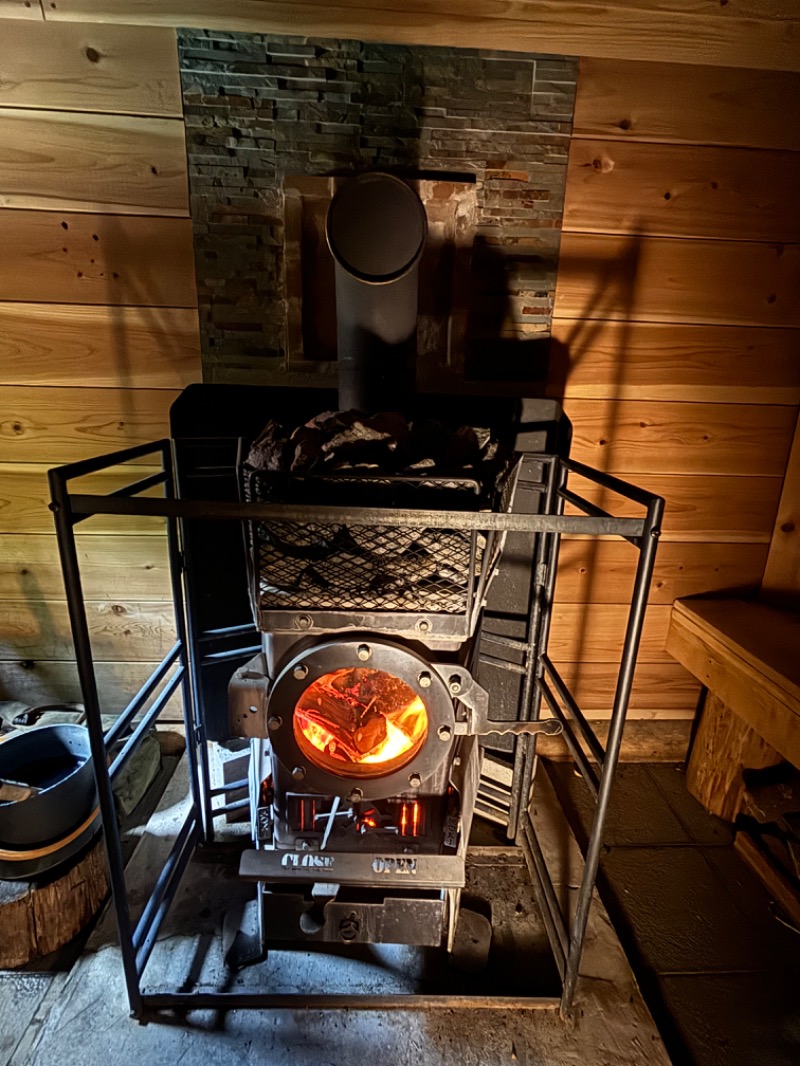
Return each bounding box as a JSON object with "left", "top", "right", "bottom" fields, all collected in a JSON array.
[{"left": 294, "top": 667, "right": 428, "bottom": 779}]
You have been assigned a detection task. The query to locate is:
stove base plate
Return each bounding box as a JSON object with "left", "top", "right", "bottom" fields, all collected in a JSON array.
[{"left": 257, "top": 885, "right": 446, "bottom": 947}]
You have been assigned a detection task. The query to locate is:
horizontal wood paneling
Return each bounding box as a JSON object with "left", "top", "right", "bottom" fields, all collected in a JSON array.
[
  {"left": 564, "top": 140, "right": 800, "bottom": 242},
  {"left": 0, "top": 534, "right": 171, "bottom": 600},
  {"left": 555, "top": 540, "right": 769, "bottom": 604},
  {"left": 549, "top": 602, "right": 673, "bottom": 663},
  {"left": 40, "top": 0, "right": 800, "bottom": 72},
  {"left": 0, "top": 464, "right": 164, "bottom": 533},
  {"left": 0, "top": 21, "right": 182, "bottom": 115},
  {"left": 565, "top": 474, "right": 782, "bottom": 543},
  {"left": 563, "top": 399, "right": 796, "bottom": 477},
  {"left": 0, "top": 659, "right": 181, "bottom": 714},
  {"left": 0, "top": 110, "right": 189, "bottom": 216},
  {"left": 554, "top": 233, "right": 800, "bottom": 328},
  {"left": 761, "top": 411, "right": 800, "bottom": 610},
  {"left": 0, "top": 386, "right": 179, "bottom": 463},
  {"left": 0, "top": 20, "right": 200, "bottom": 718},
  {"left": 573, "top": 58, "right": 800, "bottom": 150},
  {"left": 552, "top": 54, "right": 800, "bottom": 743},
  {"left": 0, "top": 304, "right": 200, "bottom": 388},
  {"left": 550, "top": 661, "right": 701, "bottom": 717},
  {"left": 0, "top": 209, "right": 196, "bottom": 306},
  {"left": 0, "top": 599, "right": 175, "bottom": 660},
  {"left": 549, "top": 320, "right": 800, "bottom": 404}
]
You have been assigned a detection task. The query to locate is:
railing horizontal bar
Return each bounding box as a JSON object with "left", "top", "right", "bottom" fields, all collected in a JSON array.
[
  {"left": 133, "top": 810, "right": 200, "bottom": 974},
  {"left": 562, "top": 457, "right": 659, "bottom": 508},
  {"left": 540, "top": 684, "right": 600, "bottom": 797},
  {"left": 519, "top": 818, "right": 569, "bottom": 974},
  {"left": 109, "top": 669, "right": 184, "bottom": 782},
  {"left": 104, "top": 643, "right": 181, "bottom": 750},
  {"left": 481, "top": 633, "right": 530, "bottom": 654},
  {"left": 141, "top": 991, "right": 560, "bottom": 1012},
  {"left": 478, "top": 652, "right": 527, "bottom": 676},
  {"left": 51, "top": 439, "right": 170, "bottom": 483},
  {"left": 209, "top": 778, "right": 249, "bottom": 797},
  {"left": 196, "top": 624, "right": 258, "bottom": 643},
  {"left": 542, "top": 657, "right": 607, "bottom": 767},
  {"left": 558, "top": 487, "right": 640, "bottom": 547},
  {"left": 200, "top": 645, "right": 261, "bottom": 665},
  {"left": 69, "top": 494, "right": 646, "bottom": 537},
  {"left": 109, "top": 471, "right": 168, "bottom": 499},
  {"left": 212, "top": 797, "right": 251, "bottom": 817}
]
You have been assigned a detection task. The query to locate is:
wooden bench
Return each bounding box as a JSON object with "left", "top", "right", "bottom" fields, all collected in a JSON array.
[{"left": 666, "top": 598, "right": 800, "bottom": 820}]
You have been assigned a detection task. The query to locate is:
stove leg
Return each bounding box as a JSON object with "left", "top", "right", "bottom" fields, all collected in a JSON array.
[{"left": 222, "top": 898, "right": 267, "bottom": 970}]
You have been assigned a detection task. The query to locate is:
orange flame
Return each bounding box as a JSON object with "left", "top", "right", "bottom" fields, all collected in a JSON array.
[{"left": 293, "top": 667, "right": 428, "bottom": 778}]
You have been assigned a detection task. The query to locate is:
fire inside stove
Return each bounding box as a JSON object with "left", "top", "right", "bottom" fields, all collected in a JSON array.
[{"left": 293, "top": 667, "right": 428, "bottom": 778}]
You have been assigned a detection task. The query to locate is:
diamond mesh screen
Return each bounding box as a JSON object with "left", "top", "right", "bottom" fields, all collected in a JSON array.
[{"left": 242, "top": 468, "right": 514, "bottom": 617}]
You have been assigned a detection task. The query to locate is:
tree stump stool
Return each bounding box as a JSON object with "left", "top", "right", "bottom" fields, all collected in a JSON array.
[{"left": 0, "top": 838, "right": 108, "bottom": 969}]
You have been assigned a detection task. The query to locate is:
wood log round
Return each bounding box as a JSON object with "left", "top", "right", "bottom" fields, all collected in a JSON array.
[{"left": 0, "top": 838, "right": 108, "bottom": 968}]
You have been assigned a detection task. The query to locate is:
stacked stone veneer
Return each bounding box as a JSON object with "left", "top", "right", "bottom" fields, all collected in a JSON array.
[{"left": 178, "top": 30, "right": 578, "bottom": 385}]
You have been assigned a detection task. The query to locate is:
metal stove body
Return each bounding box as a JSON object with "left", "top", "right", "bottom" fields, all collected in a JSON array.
[{"left": 226, "top": 450, "right": 558, "bottom": 951}]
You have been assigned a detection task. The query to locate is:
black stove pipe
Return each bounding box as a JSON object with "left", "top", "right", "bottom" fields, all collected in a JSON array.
[{"left": 326, "top": 172, "right": 427, "bottom": 412}]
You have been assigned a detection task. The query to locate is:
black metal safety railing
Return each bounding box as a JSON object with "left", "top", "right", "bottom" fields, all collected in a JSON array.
[{"left": 47, "top": 438, "right": 662, "bottom": 1019}]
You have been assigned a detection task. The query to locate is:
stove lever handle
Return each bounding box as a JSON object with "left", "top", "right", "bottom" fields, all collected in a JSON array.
[{"left": 430, "top": 665, "right": 563, "bottom": 738}]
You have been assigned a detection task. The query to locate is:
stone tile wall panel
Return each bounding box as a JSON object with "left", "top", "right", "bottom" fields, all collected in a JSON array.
[{"left": 178, "top": 31, "right": 577, "bottom": 384}]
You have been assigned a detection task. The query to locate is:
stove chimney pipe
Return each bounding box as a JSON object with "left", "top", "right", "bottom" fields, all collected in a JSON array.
[{"left": 326, "top": 173, "right": 427, "bottom": 412}]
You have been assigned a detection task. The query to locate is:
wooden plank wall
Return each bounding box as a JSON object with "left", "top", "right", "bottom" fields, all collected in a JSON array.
[
  {"left": 0, "top": 19, "right": 201, "bottom": 713},
  {"left": 549, "top": 58, "right": 800, "bottom": 728},
  {"left": 32, "top": 0, "right": 800, "bottom": 74}
]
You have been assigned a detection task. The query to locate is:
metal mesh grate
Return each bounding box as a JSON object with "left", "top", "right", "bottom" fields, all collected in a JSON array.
[{"left": 242, "top": 467, "right": 515, "bottom": 617}]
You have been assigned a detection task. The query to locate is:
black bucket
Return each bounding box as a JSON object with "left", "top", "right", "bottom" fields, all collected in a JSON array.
[{"left": 0, "top": 724, "right": 97, "bottom": 847}]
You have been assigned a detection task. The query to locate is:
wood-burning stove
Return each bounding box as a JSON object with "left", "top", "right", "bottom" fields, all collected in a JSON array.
[{"left": 225, "top": 430, "right": 560, "bottom": 953}]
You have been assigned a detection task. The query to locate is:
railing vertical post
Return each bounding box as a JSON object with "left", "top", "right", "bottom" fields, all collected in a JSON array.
[
  {"left": 161, "top": 442, "right": 213, "bottom": 840},
  {"left": 560, "top": 493, "right": 664, "bottom": 1013},
  {"left": 48, "top": 468, "right": 143, "bottom": 1017}
]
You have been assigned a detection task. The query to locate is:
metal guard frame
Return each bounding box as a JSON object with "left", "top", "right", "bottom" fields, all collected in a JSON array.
[{"left": 48, "top": 439, "right": 663, "bottom": 1019}]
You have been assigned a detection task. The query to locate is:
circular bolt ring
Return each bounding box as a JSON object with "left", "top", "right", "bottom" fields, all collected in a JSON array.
[
  {"left": 449, "top": 673, "right": 462, "bottom": 695},
  {"left": 408, "top": 772, "right": 422, "bottom": 788},
  {"left": 296, "top": 615, "right": 313, "bottom": 630},
  {"left": 293, "top": 664, "right": 309, "bottom": 680},
  {"left": 347, "top": 788, "right": 363, "bottom": 804},
  {"left": 357, "top": 644, "right": 371, "bottom": 661},
  {"left": 418, "top": 671, "right": 432, "bottom": 688},
  {"left": 292, "top": 766, "right": 306, "bottom": 781},
  {"left": 270, "top": 636, "right": 457, "bottom": 802},
  {"left": 437, "top": 725, "right": 453, "bottom": 742},
  {"left": 267, "top": 715, "right": 282, "bottom": 731},
  {"left": 416, "top": 619, "right": 431, "bottom": 633}
]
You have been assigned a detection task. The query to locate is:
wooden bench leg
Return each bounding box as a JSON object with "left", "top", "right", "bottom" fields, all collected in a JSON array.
[{"left": 686, "top": 692, "right": 783, "bottom": 821}]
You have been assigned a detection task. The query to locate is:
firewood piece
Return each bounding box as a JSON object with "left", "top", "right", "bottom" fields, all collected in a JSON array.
[
  {"left": 288, "top": 424, "right": 325, "bottom": 474},
  {"left": 246, "top": 419, "right": 290, "bottom": 471},
  {"left": 263, "top": 521, "right": 343, "bottom": 551},
  {"left": 412, "top": 577, "right": 468, "bottom": 612},
  {"left": 321, "top": 420, "right": 393, "bottom": 467},
  {"left": 384, "top": 548, "right": 437, "bottom": 583},
  {"left": 305, "top": 551, "right": 377, "bottom": 590},
  {"left": 443, "top": 425, "right": 482, "bottom": 470},
  {"left": 296, "top": 691, "right": 388, "bottom": 761},
  {"left": 350, "top": 525, "right": 418, "bottom": 555}
]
